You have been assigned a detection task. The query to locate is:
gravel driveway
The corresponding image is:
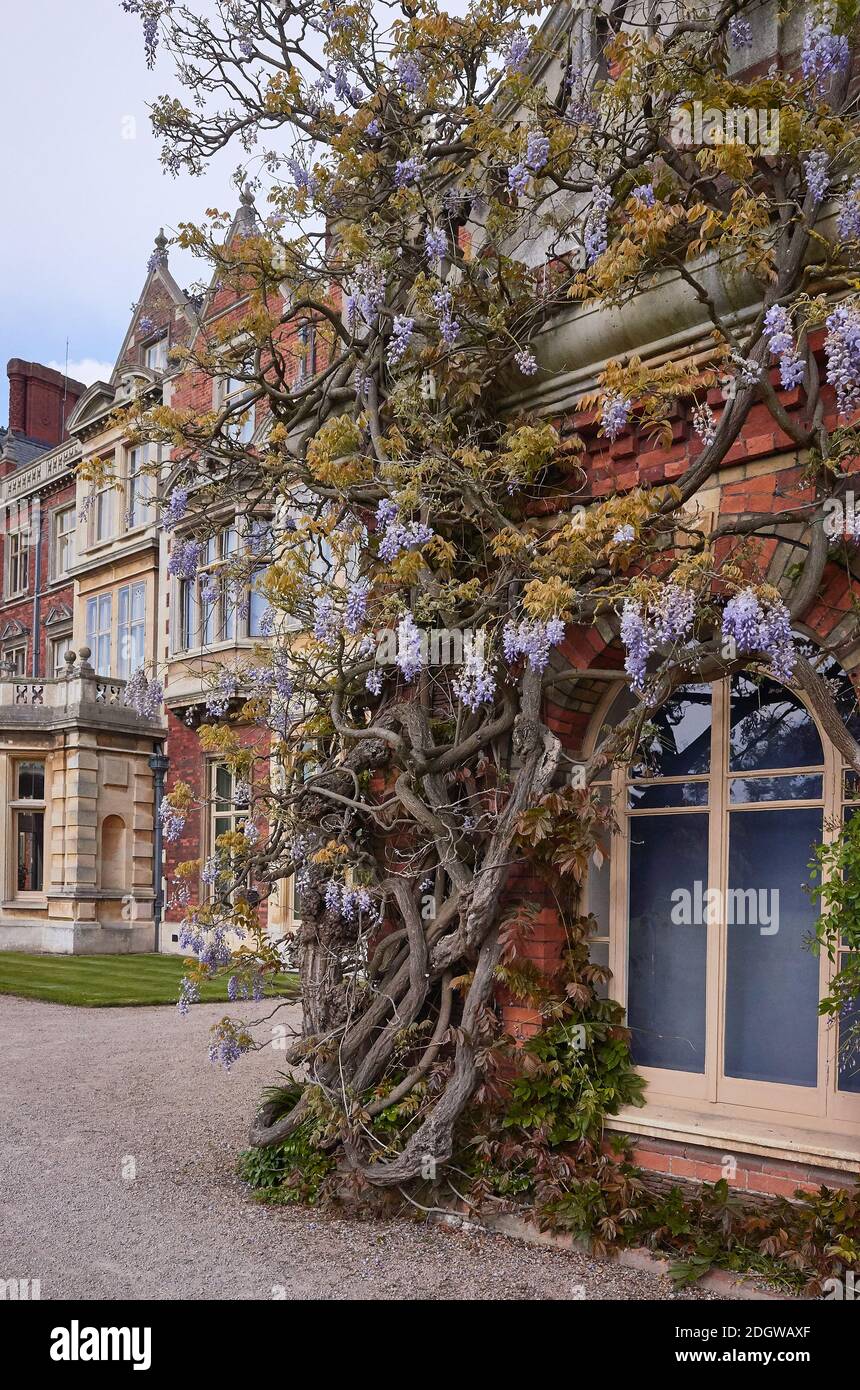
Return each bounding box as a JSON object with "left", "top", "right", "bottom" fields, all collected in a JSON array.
[{"left": 1, "top": 994, "right": 722, "bottom": 1301}]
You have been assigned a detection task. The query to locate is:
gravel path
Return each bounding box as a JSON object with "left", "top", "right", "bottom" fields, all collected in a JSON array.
[{"left": 1, "top": 994, "right": 723, "bottom": 1301}]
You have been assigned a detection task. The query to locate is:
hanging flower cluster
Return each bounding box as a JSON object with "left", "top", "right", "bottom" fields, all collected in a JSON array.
[
  {"left": 837, "top": 176, "right": 860, "bottom": 241},
  {"left": 584, "top": 184, "right": 612, "bottom": 264},
  {"left": 432, "top": 288, "right": 460, "bottom": 346},
  {"left": 208, "top": 1018, "right": 253, "bottom": 1070},
  {"left": 825, "top": 302, "right": 860, "bottom": 416},
  {"left": 504, "top": 32, "right": 531, "bottom": 74},
  {"left": 801, "top": 11, "right": 850, "bottom": 94},
  {"left": 502, "top": 617, "right": 565, "bottom": 673},
  {"left": 762, "top": 305, "right": 805, "bottom": 389},
  {"left": 162, "top": 487, "right": 188, "bottom": 530},
  {"left": 721, "top": 588, "right": 796, "bottom": 682},
  {"left": 386, "top": 314, "right": 415, "bottom": 366},
  {"left": 803, "top": 148, "right": 829, "bottom": 205},
  {"left": 159, "top": 798, "right": 186, "bottom": 842},
  {"left": 167, "top": 538, "right": 201, "bottom": 579},
  {"left": 313, "top": 593, "right": 340, "bottom": 644},
  {"left": 620, "top": 586, "right": 696, "bottom": 691},
  {"left": 452, "top": 641, "right": 496, "bottom": 710},
  {"left": 375, "top": 500, "right": 435, "bottom": 561},
  {"left": 728, "top": 15, "right": 753, "bottom": 49},
  {"left": 324, "top": 879, "right": 375, "bottom": 921},
  {"left": 601, "top": 392, "right": 631, "bottom": 441},
  {"left": 692, "top": 401, "right": 717, "bottom": 446},
  {"left": 122, "top": 668, "right": 164, "bottom": 719},
  {"left": 395, "top": 611, "right": 424, "bottom": 681}
]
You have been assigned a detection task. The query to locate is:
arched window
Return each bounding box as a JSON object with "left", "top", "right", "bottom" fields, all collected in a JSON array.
[
  {"left": 100, "top": 815, "right": 127, "bottom": 892},
  {"left": 586, "top": 666, "right": 860, "bottom": 1135}
]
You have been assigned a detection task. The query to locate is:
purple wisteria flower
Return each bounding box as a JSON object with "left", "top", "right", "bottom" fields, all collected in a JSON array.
[
  {"left": 763, "top": 305, "right": 805, "bottom": 389},
  {"left": 159, "top": 799, "right": 186, "bottom": 843},
  {"left": 452, "top": 641, "right": 496, "bottom": 711},
  {"left": 208, "top": 1020, "right": 251, "bottom": 1071},
  {"left": 287, "top": 158, "right": 318, "bottom": 195},
  {"left": 804, "top": 148, "right": 830, "bottom": 205},
  {"left": 121, "top": 0, "right": 174, "bottom": 69},
  {"left": 601, "top": 392, "right": 631, "bottom": 441},
  {"left": 526, "top": 130, "right": 550, "bottom": 171},
  {"left": 502, "top": 617, "right": 565, "bottom": 673},
  {"left": 838, "top": 177, "right": 860, "bottom": 240},
  {"left": 162, "top": 487, "right": 188, "bottom": 530},
  {"left": 514, "top": 348, "right": 538, "bottom": 375},
  {"left": 396, "top": 611, "right": 424, "bottom": 681},
  {"left": 801, "top": 12, "right": 850, "bottom": 94},
  {"left": 632, "top": 183, "right": 655, "bottom": 207},
  {"left": 344, "top": 578, "right": 370, "bottom": 634},
  {"left": 612, "top": 524, "right": 635, "bottom": 544},
  {"left": 205, "top": 670, "right": 239, "bottom": 717},
  {"left": 508, "top": 162, "right": 530, "bottom": 195},
  {"left": 313, "top": 593, "right": 339, "bottom": 644},
  {"left": 366, "top": 668, "right": 384, "bottom": 695},
  {"left": 386, "top": 315, "right": 414, "bottom": 366},
  {"left": 620, "top": 599, "right": 651, "bottom": 691},
  {"left": 376, "top": 503, "right": 435, "bottom": 562},
  {"left": 584, "top": 184, "right": 612, "bottom": 264},
  {"left": 167, "top": 538, "right": 201, "bottom": 579},
  {"left": 425, "top": 226, "right": 447, "bottom": 260},
  {"left": 728, "top": 15, "right": 753, "bottom": 50},
  {"left": 394, "top": 156, "right": 424, "bottom": 189},
  {"left": 722, "top": 588, "right": 796, "bottom": 682},
  {"left": 692, "top": 401, "right": 717, "bottom": 446},
  {"left": 177, "top": 974, "right": 200, "bottom": 1016},
  {"left": 432, "top": 288, "right": 460, "bottom": 345},
  {"left": 505, "top": 32, "right": 531, "bottom": 74},
  {"left": 122, "top": 668, "right": 164, "bottom": 719},
  {"left": 395, "top": 54, "right": 426, "bottom": 98},
  {"left": 619, "top": 585, "right": 696, "bottom": 692},
  {"left": 825, "top": 303, "right": 860, "bottom": 416}
]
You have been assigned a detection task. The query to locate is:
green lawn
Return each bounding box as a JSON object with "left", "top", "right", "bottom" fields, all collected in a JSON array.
[{"left": 0, "top": 952, "right": 298, "bottom": 1008}]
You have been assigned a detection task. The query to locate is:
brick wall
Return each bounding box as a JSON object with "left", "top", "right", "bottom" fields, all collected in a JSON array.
[{"left": 0, "top": 480, "right": 76, "bottom": 677}]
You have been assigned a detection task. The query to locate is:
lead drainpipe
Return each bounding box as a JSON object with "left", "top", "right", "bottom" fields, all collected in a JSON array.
[
  {"left": 31, "top": 498, "right": 42, "bottom": 677},
  {"left": 149, "top": 743, "right": 169, "bottom": 953}
]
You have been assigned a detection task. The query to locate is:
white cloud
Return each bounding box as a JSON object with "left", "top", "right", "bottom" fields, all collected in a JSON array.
[{"left": 46, "top": 358, "right": 115, "bottom": 387}]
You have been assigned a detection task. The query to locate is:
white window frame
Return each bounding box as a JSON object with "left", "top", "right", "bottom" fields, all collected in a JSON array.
[
  {"left": 50, "top": 633, "right": 73, "bottom": 678},
  {"left": 11, "top": 759, "right": 46, "bottom": 898},
  {"left": 85, "top": 593, "right": 112, "bottom": 674},
  {"left": 126, "top": 444, "right": 154, "bottom": 530},
  {"left": 6, "top": 531, "right": 29, "bottom": 597},
  {"left": 51, "top": 506, "right": 76, "bottom": 579},
  {"left": 117, "top": 581, "right": 146, "bottom": 678},
  {"left": 144, "top": 337, "right": 168, "bottom": 372}
]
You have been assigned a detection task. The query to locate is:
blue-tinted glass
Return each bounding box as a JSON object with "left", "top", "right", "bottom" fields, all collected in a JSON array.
[
  {"left": 629, "top": 780, "right": 709, "bottom": 809},
  {"left": 729, "top": 774, "right": 822, "bottom": 804},
  {"left": 838, "top": 971, "right": 860, "bottom": 1093},
  {"left": 844, "top": 771, "right": 860, "bottom": 803},
  {"left": 730, "top": 676, "right": 823, "bottom": 772},
  {"left": 628, "top": 813, "right": 708, "bottom": 1073},
  {"left": 630, "top": 685, "right": 711, "bottom": 779},
  {"left": 725, "top": 807, "right": 821, "bottom": 1086}
]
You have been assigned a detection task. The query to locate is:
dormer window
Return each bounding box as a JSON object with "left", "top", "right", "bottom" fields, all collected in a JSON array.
[{"left": 144, "top": 337, "right": 168, "bottom": 373}]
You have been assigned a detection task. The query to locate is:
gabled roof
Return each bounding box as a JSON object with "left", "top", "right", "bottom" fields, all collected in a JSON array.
[
  {"left": 190, "top": 185, "right": 263, "bottom": 343},
  {"left": 110, "top": 229, "right": 199, "bottom": 386}
]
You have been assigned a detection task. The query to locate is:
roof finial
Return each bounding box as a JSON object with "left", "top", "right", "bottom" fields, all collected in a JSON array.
[
  {"left": 148, "top": 228, "right": 169, "bottom": 272},
  {"left": 240, "top": 183, "right": 255, "bottom": 208}
]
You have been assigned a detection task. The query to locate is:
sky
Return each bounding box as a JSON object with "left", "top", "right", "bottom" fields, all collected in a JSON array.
[{"left": 0, "top": 0, "right": 237, "bottom": 422}]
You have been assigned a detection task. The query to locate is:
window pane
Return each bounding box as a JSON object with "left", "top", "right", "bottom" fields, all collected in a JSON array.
[
  {"left": 725, "top": 807, "right": 822, "bottom": 1086},
  {"left": 838, "top": 963, "right": 860, "bottom": 1094},
  {"left": 628, "top": 812, "right": 709, "bottom": 1073},
  {"left": 18, "top": 761, "right": 45, "bottom": 799},
  {"left": 729, "top": 774, "right": 823, "bottom": 804},
  {"left": 17, "top": 810, "right": 44, "bottom": 891},
  {"left": 215, "top": 766, "right": 232, "bottom": 804},
  {"left": 730, "top": 675, "right": 823, "bottom": 772},
  {"left": 589, "top": 938, "right": 610, "bottom": 999},
  {"left": 630, "top": 685, "right": 711, "bottom": 779},
  {"left": 629, "top": 780, "right": 709, "bottom": 809}
]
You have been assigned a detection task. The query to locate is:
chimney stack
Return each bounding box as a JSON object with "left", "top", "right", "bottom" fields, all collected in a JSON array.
[{"left": 6, "top": 359, "right": 86, "bottom": 445}]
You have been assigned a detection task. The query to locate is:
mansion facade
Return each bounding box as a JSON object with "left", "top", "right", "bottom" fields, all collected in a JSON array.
[{"left": 0, "top": 0, "right": 858, "bottom": 1203}]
